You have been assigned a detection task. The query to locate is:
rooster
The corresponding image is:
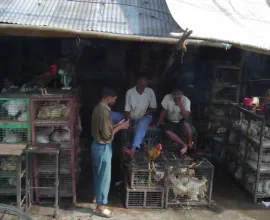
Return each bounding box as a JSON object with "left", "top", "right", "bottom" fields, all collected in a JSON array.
[
  {"left": 21, "top": 64, "right": 58, "bottom": 95},
  {"left": 143, "top": 143, "right": 162, "bottom": 171}
]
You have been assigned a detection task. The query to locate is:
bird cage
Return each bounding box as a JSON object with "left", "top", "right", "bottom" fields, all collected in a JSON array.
[
  {"left": 125, "top": 184, "right": 164, "bottom": 209},
  {"left": 126, "top": 152, "right": 165, "bottom": 189},
  {"left": 0, "top": 96, "right": 31, "bottom": 143},
  {"left": 163, "top": 154, "right": 214, "bottom": 208},
  {"left": 121, "top": 127, "right": 162, "bottom": 148},
  {"left": 0, "top": 144, "right": 26, "bottom": 208},
  {"left": 37, "top": 173, "right": 72, "bottom": 197},
  {"left": 30, "top": 91, "right": 79, "bottom": 204}
]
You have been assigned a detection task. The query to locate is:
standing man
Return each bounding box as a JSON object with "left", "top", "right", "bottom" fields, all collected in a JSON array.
[
  {"left": 91, "top": 87, "right": 129, "bottom": 217},
  {"left": 156, "top": 87, "right": 193, "bottom": 154},
  {"left": 124, "top": 73, "right": 157, "bottom": 159}
]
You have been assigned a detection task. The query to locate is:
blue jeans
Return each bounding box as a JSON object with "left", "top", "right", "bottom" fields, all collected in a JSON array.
[
  {"left": 110, "top": 112, "right": 152, "bottom": 150},
  {"left": 91, "top": 140, "right": 112, "bottom": 205},
  {"left": 132, "top": 115, "right": 152, "bottom": 151},
  {"left": 110, "top": 111, "right": 124, "bottom": 124}
]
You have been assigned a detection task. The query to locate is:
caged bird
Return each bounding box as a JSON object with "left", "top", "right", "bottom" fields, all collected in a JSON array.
[
  {"left": 21, "top": 64, "right": 58, "bottom": 95},
  {"left": 143, "top": 143, "right": 162, "bottom": 171}
]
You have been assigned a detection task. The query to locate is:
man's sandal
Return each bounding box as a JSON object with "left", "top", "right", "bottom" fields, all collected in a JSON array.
[{"left": 94, "top": 208, "right": 115, "bottom": 218}]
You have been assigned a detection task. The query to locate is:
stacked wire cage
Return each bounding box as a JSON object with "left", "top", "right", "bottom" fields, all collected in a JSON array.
[
  {"left": 122, "top": 128, "right": 165, "bottom": 208},
  {"left": 227, "top": 104, "right": 270, "bottom": 203},
  {"left": 0, "top": 95, "right": 31, "bottom": 206},
  {"left": 30, "top": 91, "right": 79, "bottom": 204},
  {"left": 163, "top": 153, "right": 214, "bottom": 208}
]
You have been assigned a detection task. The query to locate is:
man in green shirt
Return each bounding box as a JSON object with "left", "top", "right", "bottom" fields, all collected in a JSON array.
[{"left": 91, "top": 87, "right": 129, "bottom": 218}]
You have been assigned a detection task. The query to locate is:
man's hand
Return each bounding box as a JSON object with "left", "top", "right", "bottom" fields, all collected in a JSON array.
[
  {"left": 180, "top": 144, "right": 188, "bottom": 155},
  {"left": 119, "top": 120, "right": 130, "bottom": 130},
  {"left": 175, "top": 98, "right": 184, "bottom": 109}
]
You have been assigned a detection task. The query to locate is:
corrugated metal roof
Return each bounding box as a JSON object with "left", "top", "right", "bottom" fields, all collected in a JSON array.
[
  {"left": 166, "top": 0, "right": 270, "bottom": 51},
  {"left": 0, "top": 0, "right": 181, "bottom": 38}
]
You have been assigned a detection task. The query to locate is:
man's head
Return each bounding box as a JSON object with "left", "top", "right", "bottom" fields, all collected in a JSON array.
[
  {"left": 172, "top": 87, "right": 184, "bottom": 101},
  {"left": 101, "top": 87, "right": 117, "bottom": 106},
  {"left": 137, "top": 72, "right": 150, "bottom": 88},
  {"left": 4, "top": 78, "right": 13, "bottom": 88}
]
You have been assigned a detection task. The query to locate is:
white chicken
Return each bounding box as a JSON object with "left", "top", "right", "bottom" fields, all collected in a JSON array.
[
  {"left": 185, "top": 176, "right": 208, "bottom": 201},
  {"left": 36, "top": 126, "right": 54, "bottom": 144},
  {"left": 2, "top": 100, "right": 26, "bottom": 117},
  {"left": 17, "top": 111, "right": 28, "bottom": 122},
  {"left": 2, "top": 130, "right": 22, "bottom": 143}
]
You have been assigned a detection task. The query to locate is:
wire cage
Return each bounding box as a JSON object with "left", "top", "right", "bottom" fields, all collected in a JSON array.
[
  {"left": 37, "top": 173, "right": 72, "bottom": 198},
  {"left": 0, "top": 144, "right": 26, "bottom": 209},
  {"left": 30, "top": 95, "right": 78, "bottom": 204},
  {"left": 125, "top": 184, "right": 164, "bottom": 209},
  {"left": 0, "top": 98, "right": 30, "bottom": 123},
  {"left": 126, "top": 153, "right": 165, "bottom": 189},
  {"left": 0, "top": 156, "right": 20, "bottom": 195},
  {"left": 121, "top": 127, "right": 162, "bottom": 148},
  {"left": 37, "top": 149, "right": 71, "bottom": 175},
  {"left": 34, "top": 126, "right": 71, "bottom": 148},
  {"left": 0, "top": 128, "right": 29, "bottom": 144},
  {"left": 163, "top": 154, "right": 214, "bottom": 208},
  {"left": 32, "top": 100, "right": 70, "bottom": 123}
]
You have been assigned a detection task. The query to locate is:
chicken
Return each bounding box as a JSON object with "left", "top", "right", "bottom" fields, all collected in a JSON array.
[
  {"left": 185, "top": 176, "right": 208, "bottom": 201},
  {"left": 143, "top": 143, "right": 162, "bottom": 171},
  {"left": 23, "top": 64, "right": 58, "bottom": 95},
  {"left": 168, "top": 173, "right": 188, "bottom": 199}
]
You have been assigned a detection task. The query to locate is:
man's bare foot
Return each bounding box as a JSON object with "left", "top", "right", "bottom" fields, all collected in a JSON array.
[
  {"left": 124, "top": 147, "right": 134, "bottom": 162},
  {"left": 95, "top": 205, "right": 115, "bottom": 218},
  {"left": 180, "top": 144, "right": 188, "bottom": 155}
]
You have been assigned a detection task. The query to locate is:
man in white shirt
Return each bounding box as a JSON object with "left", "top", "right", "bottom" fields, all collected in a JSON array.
[
  {"left": 156, "top": 87, "right": 192, "bottom": 154},
  {"left": 124, "top": 73, "right": 157, "bottom": 159},
  {"left": 1, "top": 78, "right": 19, "bottom": 93}
]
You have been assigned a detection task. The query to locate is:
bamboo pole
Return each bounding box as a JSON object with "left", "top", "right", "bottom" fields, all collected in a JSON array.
[{"left": 0, "top": 24, "right": 230, "bottom": 49}]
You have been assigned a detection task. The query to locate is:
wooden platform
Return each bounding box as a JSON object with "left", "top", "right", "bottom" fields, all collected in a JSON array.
[{"left": 0, "top": 144, "right": 27, "bottom": 156}]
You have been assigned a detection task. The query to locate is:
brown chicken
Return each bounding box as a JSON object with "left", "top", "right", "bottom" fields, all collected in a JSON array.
[
  {"left": 143, "top": 143, "right": 162, "bottom": 170},
  {"left": 26, "top": 64, "right": 58, "bottom": 95}
]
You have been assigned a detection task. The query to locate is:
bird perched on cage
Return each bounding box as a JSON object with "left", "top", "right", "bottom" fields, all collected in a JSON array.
[
  {"left": 21, "top": 64, "right": 58, "bottom": 95},
  {"left": 143, "top": 143, "right": 162, "bottom": 171}
]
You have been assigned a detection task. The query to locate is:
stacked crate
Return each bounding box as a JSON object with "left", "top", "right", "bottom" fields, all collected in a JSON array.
[
  {"left": 123, "top": 128, "right": 165, "bottom": 209},
  {"left": 0, "top": 95, "right": 31, "bottom": 206},
  {"left": 163, "top": 153, "right": 214, "bottom": 208},
  {"left": 30, "top": 91, "right": 79, "bottom": 204}
]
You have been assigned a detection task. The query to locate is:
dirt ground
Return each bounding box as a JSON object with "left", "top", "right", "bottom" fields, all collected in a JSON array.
[{"left": 29, "top": 168, "right": 270, "bottom": 220}]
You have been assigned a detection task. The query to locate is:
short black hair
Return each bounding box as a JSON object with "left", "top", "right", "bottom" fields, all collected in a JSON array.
[
  {"left": 136, "top": 72, "right": 149, "bottom": 80},
  {"left": 172, "top": 87, "right": 183, "bottom": 93},
  {"left": 101, "top": 87, "right": 117, "bottom": 98}
]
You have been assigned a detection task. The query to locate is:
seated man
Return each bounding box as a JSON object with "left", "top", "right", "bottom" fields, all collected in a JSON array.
[
  {"left": 124, "top": 73, "right": 157, "bottom": 159},
  {"left": 156, "top": 87, "right": 193, "bottom": 154}
]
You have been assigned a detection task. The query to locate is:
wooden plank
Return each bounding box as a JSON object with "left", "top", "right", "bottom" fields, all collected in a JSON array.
[{"left": 0, "top": 144, "right": 27, "bottom": 156}]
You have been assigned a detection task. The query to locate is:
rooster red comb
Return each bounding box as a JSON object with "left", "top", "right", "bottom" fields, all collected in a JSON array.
[
  {"left": 157, "top": 144, "right": 162, "bottom": 149},
  {"left": 50, "top": 64, "right": 57, "bottom": 73}
]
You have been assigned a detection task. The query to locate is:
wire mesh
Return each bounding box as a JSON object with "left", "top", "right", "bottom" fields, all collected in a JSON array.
[
  {"left": 0, "top": 156, "right": 22, "bottom": 195},
  {"left": 0, "top": 128, "right": 28, "bottom": 144},
  {"left": 33, "top": 100, "right": 70, "bottom": 121},
  {"left": 0, "top": 99, "right": 29, "bottom": 122},
  {"left": 126, "top": 153, "right": 165, "bottom": 189},
  {"left": 125, "top": 184, "right": 164, "bottom": 209},
  {"left": 211, "top": 85, "right": 240, "bottom": 103},
  {"left": 121, "top": 128, "right": 162, "bottom": 148},
  {"left": 37, "top": 173, "right": 72, "bottom": 197},
  {"left": 37, "top": 149, "right": 71, "bottom": 174},
  {"left": 35, "top": 126, "right": 70, "bottom": 147},
  {"left": 163, "top": 155, "right": 214, "bottom": 207}
]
